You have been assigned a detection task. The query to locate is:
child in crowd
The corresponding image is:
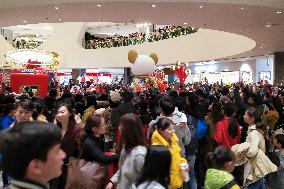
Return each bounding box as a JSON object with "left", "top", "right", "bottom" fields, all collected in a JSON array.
[{"left": 205, "top": 146, "right": 240, "bottom": 189}]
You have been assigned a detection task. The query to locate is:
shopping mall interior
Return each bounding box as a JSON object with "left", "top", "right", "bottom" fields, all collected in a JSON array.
[
  {"left": 0, "top": 0, "right": 284, "bottom": 93},
  {"left": 1, "top": 1, "right": 284, "bottom": 189}
]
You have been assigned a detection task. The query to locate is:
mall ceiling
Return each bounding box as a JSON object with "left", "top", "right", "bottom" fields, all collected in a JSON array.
[{"left": 0, "top": 0, "right": 283, "bottom": 61}]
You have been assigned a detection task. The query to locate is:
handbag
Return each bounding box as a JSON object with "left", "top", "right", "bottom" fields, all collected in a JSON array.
[{"left": 65, "top": 157, "right": 107, "bottom": 189}]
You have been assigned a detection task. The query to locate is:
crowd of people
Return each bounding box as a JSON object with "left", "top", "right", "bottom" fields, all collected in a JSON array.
[
  {"left": 84, "top": 26, "right": 198, "bottom": 49},
  {"left": 1, "top": 81, "right": 284, "bottom": 189}
]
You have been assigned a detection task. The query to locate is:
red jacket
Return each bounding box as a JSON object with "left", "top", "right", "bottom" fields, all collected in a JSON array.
[{"left": 214, "top": 118, "right": 241, "bottom": 148}]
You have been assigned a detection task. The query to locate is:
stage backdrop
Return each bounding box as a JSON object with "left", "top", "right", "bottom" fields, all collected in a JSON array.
[{"left": 10, "top": 73, "right": 49, "bottom": 99}]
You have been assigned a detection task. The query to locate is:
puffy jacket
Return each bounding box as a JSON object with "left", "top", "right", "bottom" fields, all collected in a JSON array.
[
  {"left": 205, "top": 169, "right": 240, "bottom": 189},
  {"left": 151, "top": 130, "right": 186, "bottom": 189}
]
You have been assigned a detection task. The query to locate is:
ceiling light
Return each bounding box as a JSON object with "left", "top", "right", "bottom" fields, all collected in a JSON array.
[
  {"left": 265, "top": 23, "right": 273, "bottom": 28},
  {"left": 199, "top": 5, "right": 204, "bottom": 9},
  {"left": 184, "top": 22, "right": 188, "bottom": 25},
  {"left": 97, "top": 4, "right": 102, "bottom": 8},
  {"left": 99, "top": 18, "right": 102, "bottom": 21},
  {"left": 152, "top": 4, "right": 156, "bottom": 8},
  {"left": 23, "top": 20, "right": 27, "bottom": 23},
  {"left": 58, "top": 18, "right": 62, "bottom": 21},
  {"left": 276, "top": 11, "right": 282, "bottom": 14},
  {"left": 55, "top": 6, "right": 59, "bottom": 10},
  {"left": 240, "top": 7, "right": 244, "bottom": 10}
]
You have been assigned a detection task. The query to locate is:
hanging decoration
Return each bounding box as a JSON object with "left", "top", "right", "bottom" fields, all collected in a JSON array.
[
  {"left": 171, "top": 61, "right": 191, "bottom": 84},
  {"left": 5, "top": 49, "right": 60, "bottom": 70}
]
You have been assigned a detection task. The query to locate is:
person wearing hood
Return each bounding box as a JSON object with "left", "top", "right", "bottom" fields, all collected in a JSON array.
[
  {"left": 151, "top": 117, "right": 187, "bottom": 189},
  {"left": 205, "top": 146, "right": 240, "bottom": 189},
  {"left": 111, "top": 89, "right": 136, "bottom": 129}
]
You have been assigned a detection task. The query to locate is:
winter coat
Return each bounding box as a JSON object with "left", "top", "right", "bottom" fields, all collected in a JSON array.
[
  {"left": 205, "top": 169, "right": 240, "bottom": 189},
  {"left": 130, "top": 181, "right": 166, "bottom": 189},
  {"left": 171, "top": 108, "right": 191, "bottom": 156},
  {"left": 231, "top": 141, "right": 277, "bottom": 186},
  {"left": 151, "top": 130, "right": 187, "bottom": 189},
  {"left": 80, "top": 135, "right": 119, "bottom": 164},
  {"left": 0, "top": 115, "right": 15, "bottom": 130},
  {"left": 214, "top": 118, "right": 241, "bottom": 148},
  {"left": 110, "top": 145, "right": 147, "bottom": 189},
  {"left": 7, "top": 179, "right": 48, "bottom": 189},
  {"left": 50, "top": 123, "right": 82, "bottom": 189},
  {"left": 147, "top": 111, "right": 191, "bottom": 157},
  {"left": 265, "top": 149, "right": 284, "bottom": 189}
]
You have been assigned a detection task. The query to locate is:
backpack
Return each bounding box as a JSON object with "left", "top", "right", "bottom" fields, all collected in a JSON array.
[{"left": 196, "top": 119, "right": 207, "bottom": 140}]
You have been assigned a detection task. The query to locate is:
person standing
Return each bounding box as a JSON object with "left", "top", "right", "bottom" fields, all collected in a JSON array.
[
  {"left": 0, "top": 121, "right": 66, "bottom": 189},
  {"left": 50, "top": 102, "right": 82, "bottom": 189}
]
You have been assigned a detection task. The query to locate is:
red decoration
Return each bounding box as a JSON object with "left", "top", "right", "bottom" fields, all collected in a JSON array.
[
  {"left": 10, "top": 73, "right": 49, "bottom": 99},
  {"left": 26, "top": 59, "right": 41, "bottom": 69},
  {"left": 174, "top": 66, "right": 189, "bottom": 84}
]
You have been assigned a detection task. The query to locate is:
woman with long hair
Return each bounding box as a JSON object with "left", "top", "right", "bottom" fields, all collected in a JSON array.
[
  {"left": 132, "top": 145, "right": 171, "bottom": 189},
  {"left": 214, "top": 103, "right": 241, "bottom": 148},
  {"left": 50, "top": 102, "right": 82, "bottom": 189},
  {"left": 151, "top": 117, "right": 187, "bottom": 189},
  {"left": 80, "top": 114, "right": 119, "bottom": 164},
  {"left": 232, "top": 106, "right": 274, "bottom": 189},
  {"left": 105, "top": 113, "right": 147, "bottom": 189}
]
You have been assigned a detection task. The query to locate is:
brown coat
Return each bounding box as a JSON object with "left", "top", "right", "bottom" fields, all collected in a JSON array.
[{"left": 50, "top": 122, "right": 82, "bottom": 189}]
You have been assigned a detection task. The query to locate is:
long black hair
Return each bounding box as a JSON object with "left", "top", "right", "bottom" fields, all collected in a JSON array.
[
  {"left": 222, "top": 103, "right": 238, "bottom": 138},
  {"left": 206, "top": 146, "right": 235, "bottom": 169},
  {"left": 136, "top": 145, "right": 171, "bottom": 189}
]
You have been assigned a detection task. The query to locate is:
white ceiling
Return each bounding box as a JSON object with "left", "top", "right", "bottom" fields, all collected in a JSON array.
[
  {"left": 0, "top": 0, "right": 284, "bottom": 9},
  {"left": 0, "top": 0, "right": 283, "bottom": 64}
]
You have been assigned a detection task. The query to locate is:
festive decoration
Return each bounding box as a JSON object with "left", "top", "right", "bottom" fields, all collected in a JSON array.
[
  {"left": 128, "top": 50, "right": 158, "bottom": 76},
  {"left": 48, "top": 52, "right": 60, "bottom": 70},
  {"left": 85, "top": 26, "right": 199, "bottom": 49},
  {"left": 151, "top": 70, "right": 168, "bottom": 92},
  {"left": 171, "top": 61, "right": 191, "bottom": 84},
  {"left": 128, "top": 50, "right": 138, "bottom": 64}
]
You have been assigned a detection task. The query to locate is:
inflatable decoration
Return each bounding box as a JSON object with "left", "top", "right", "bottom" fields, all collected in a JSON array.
[{"left": 128, "top": 50, "right": 158, "bottom": 76}]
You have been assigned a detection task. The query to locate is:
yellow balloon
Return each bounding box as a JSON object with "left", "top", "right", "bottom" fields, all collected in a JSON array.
[{"left": 128, "top": 50, "right": 138, "bottom": 64}]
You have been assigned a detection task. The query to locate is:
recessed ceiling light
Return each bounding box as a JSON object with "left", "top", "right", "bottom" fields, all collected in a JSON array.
[
  {"left": 265, "top": 23, "right": 273, "bottom": 28},
  {"left": 184, "top": 22, "right": 188, "bottom": 25},
  {"left": 199, "top": 5, "right": 204, "bottom": 9},
  {"left": 99, "top": 18, "right": 102, "bottom": 21},
  {"left": 240, "top": 7, "right": 244, "bottom": 10},
  {"left": 23, "top": 20, "right": 27, "bottom": 23},
  {"left": 97, "top": 4, "right": 102, "bottom": 8},
  {"left": 55, "top": 6, "right": 59, "bottom": 10},
  {"left": 276, "top": 11, "right": 282, "bottom": 14},
  {"left": 152, "top": 4, "right": 156, "bottom": 8},
  {"left": 58, "top": 18, "right": 62, "bottom": 21}
]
